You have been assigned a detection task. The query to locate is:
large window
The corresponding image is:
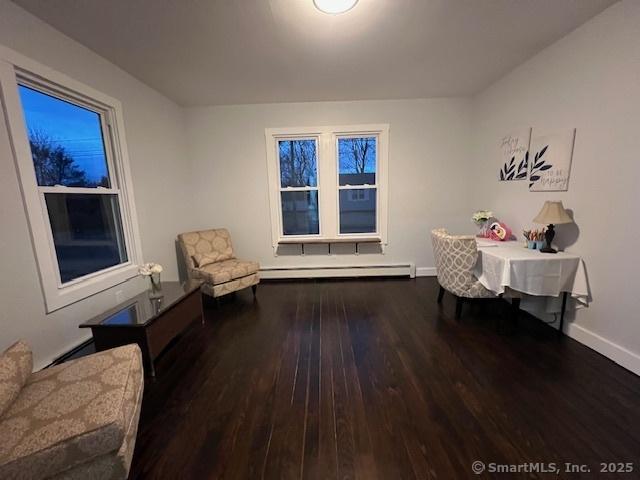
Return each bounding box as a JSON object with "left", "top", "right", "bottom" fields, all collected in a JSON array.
[
  {"left": 19, "top": 85, "right": 128, "bottom": 283},
  {"left": 265, "top": 125, "right": 389, "bottom": 249},
  {"left": 278, "top": 138, "right": 320, "bottom": 236},
  {"left": 1, "top": 50, "right": 141, "bottom": 311},
  {"left": 338, "top": 136, "right": 377, "bottom": 234}
]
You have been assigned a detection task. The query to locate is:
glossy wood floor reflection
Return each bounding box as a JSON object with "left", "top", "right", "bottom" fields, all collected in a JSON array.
[{"left": 129, "top": 278, "right": 640, "bottom": 479}]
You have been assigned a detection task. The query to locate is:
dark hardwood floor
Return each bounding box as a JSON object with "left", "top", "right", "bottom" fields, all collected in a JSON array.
[{"left": 129, "top": 278, "right": 640, "bottom": 479}]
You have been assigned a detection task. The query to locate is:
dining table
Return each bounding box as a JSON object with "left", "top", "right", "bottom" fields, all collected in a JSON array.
[{"left": 473, "top": 239, "right": 589, "bottom": 335}]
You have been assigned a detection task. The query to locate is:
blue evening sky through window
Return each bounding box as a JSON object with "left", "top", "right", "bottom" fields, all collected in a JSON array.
[
  {"left": 18, "top": 85, "right": 108, "bottom": 183},
  {"left": 338, "top": 137, "right": 376, "bottom": 174}
]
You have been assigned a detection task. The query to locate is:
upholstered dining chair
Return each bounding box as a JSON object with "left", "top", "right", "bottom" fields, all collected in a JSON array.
[
  {"left": 177, "top": 228, "right": 259, "bottom": 300},
  {"left": 430, "top": 228, "right": 498, "bottom": 319}
]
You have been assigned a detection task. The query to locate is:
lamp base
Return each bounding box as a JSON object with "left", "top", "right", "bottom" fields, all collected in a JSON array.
[{"left": 540, "top": 223, "right": 558, "bottom": 254}]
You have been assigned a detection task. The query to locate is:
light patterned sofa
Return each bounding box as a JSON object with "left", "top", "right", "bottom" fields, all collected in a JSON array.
[
  {"left": 0, "top": 341, "right": 143, "bottom": 480},
  {"left": 177, "top": 228, "right": 259, "bottom": 299},
  {"left": 431, "top": 228, "right": 497, "bottom": 319}
]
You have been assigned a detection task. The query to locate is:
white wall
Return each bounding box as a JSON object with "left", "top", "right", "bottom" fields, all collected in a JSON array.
[
  {"left": 0, "top": 0, "right": 194, "bottom": 368},
  {"left": 185, "top": 98, "right": 473, "bottom": 274},
  {"left": 471, "top": 0, "right": 640, "bottom": 373}
]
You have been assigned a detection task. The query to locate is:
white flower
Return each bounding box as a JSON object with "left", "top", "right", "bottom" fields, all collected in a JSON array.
[
  {"left": 472, "top": 210, "right": 493, "bottom": 223},
  {"left": 150, "top": 264, "right": 163, "bottom": 274},
  {"left": 139, "top": 262, "right": 163, "bottom": 276}
]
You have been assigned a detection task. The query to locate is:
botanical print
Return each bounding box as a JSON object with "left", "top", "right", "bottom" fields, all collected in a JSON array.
[
  {"left": 529, "top": 129, "right": 576, "bottom": 191},
  {"left": 498, "top": 128, "right": 531, "bottom": 181},
  {"left": 528, "top": 145, "right": 552, "bottom": 188}
]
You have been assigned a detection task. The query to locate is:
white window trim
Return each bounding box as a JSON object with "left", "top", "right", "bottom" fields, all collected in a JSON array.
[
  {"left": 265, "top": 124, "right": 389, "bottom": 251},
  {"left": 0, "top": 45, "right": 143, "bottom": 312}
]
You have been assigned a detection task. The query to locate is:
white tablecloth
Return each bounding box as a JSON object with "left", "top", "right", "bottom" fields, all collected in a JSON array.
[{"left": 473, "top": 241, "right": 590, "bottom": 308}]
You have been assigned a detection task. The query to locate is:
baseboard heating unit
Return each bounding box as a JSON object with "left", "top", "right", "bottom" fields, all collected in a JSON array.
[{"left": 259, "top": 263, "right": 415, "bottom": 280}]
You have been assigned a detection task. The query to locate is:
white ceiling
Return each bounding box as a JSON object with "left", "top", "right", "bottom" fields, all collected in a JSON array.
[{"left": 12, "top": 0, "right": 617, "bottom": 107}]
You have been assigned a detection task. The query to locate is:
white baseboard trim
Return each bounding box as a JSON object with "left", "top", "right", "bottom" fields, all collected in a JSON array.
[
  {"left": 566, "top": 323, "right": 640, "bottom": 376},
  {"left": 416, "top": 267, "right": 437, "bottom": 277},
  {"left": 260, "top": 263, "right": 415, "bottom": 280}
]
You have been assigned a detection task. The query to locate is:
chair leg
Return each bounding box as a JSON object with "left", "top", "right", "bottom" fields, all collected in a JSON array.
[
  {"left": 437, "top": 286, "right": 445, "bottom": 304},
  {"left": 455, "top": 296, "right": 464, "bottom": 320},
  {"left": 202, "top": 293, "right": 217, "bottom": 310},
  {"left": 251, "top": 284, "right": 257, "bottom": 296}
]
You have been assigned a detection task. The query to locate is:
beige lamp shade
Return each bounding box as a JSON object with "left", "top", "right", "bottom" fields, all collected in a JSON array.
[{"left": 533, "top": 201, "right": 573, "bottom": 225}]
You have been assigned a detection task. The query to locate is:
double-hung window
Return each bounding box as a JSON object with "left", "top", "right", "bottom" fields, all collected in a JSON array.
[
  {"left": 278, "top": 138, "right": 320, "bottom": 236},
  {"left": 337, "top": 136, "right": 378, "bottom": 234},
  {"left": 0, "top": 49, "right": 142, "bottom": 311},
  {"left": 265, "top": 125, "right": 389, "bottom": 250}
]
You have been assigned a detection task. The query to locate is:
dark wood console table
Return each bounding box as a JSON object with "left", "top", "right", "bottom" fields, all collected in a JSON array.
[{"left": 80, "top": 280, "right": 203, "bottom": 377}]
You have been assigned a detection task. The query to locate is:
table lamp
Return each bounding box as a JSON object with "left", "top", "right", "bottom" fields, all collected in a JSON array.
[{"left": 533, "top": 201, "right": 573, "bottom": 253}]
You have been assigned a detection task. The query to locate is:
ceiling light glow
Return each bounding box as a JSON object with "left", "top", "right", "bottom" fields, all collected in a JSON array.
[{"left": 313, "top": 0, "right": 359, "bottom": 15}]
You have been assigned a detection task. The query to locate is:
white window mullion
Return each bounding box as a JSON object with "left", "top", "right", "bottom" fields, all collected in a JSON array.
[
  {"left": 37, "top": 186, "right": 120, "bottom": 195},
  {"left": 337, "top": 184, "right": 377, "bottom": 190},
  {"left": 318, "top": 132, "right": 335, "bottom": 239},
  {"left": 279, "top": 186, "right": 317, "bottom": 192}
]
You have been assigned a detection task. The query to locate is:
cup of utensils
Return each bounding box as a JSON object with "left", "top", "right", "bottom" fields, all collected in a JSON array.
[{"left": 522, "top": 229, "right": 545, "bottom": 249}]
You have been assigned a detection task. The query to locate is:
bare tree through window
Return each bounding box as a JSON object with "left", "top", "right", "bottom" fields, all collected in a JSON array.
[
  {"left": 278, "top": 139, "right": 317, "bottom": 187},
  {"left": 28, "top": 129, "right": 108, "bottom": 187},
  {"left": 339, "top": 137, "right": 375, "bottom": 174}
]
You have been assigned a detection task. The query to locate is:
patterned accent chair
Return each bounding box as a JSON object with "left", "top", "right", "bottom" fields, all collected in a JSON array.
[
  {"left": 177, "top": 228, "right": 259, "bottom": 299},
  {"left": 0, "top": 340, "right": 144, "bottom": 480},
  {"left": 431, "top": 228, "right": 497, "bottom": 319}
]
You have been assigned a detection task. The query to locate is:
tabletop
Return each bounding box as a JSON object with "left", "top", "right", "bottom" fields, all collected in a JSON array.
[{"left": 80, "top": 280, "right": 202, "bottom": 329}]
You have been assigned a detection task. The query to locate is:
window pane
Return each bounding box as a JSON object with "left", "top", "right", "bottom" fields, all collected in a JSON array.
[
  {"left": 281, "top": 191, "right": 319, "bottom": 235},
  {"left": 339, "top": 188, "right": 376, "bottom": 234},
  {"left": 338, "top": 137, "right": 376, "bottom": 186},
  {"left": 278, "top": 139, "right": 317, "bottom": 187},
  {"left": 44, "top": 193, "right": 128, "bottom": 283},
  {"left": 18, "top": 85, "right": 110, "bottom": 188}
]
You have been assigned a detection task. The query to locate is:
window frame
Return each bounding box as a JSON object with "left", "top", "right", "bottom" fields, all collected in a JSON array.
[
  {"left": 275, "top": 135, "right": 322, "bottom": 238},
  {"left": 336, "top": 133, "right": 379, "bottom": 237},
  {"left": 265, "top": 124, "right": 389, "bottom": 250},
  {"left": 0, "top": 46, "right": 143, "bottom": 312}
]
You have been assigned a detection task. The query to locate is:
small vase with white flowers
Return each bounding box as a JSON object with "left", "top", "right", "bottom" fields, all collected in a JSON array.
[
  {"left": 472, "top": 210, "right": 494, "bottom": 238},
  {"left": 139, "top": 263, "right": 163, "bottom": 298}
]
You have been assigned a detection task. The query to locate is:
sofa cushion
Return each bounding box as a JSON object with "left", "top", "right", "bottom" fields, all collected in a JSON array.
[
  {"left": 193, "top": 258, "right": 259, "bottom": 286},
  {"left": 179, "top": 229, "right": 235, "bottom": 268},
  {"left": 207, "top": 272, "right": 260, "bottom": 298},
  {"left": 49, "top": 351, "right": 144, "bottom": 480},
  {"left": 0, "top": 344, "right": 143, "bottom": 480},
  {"left": 0, "top": 341, "right": 32, "bottom": 419},
  {"left": 193, "top": 252, "right": 227, "bottom": 268}
]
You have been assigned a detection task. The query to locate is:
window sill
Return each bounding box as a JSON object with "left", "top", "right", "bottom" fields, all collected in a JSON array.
[
  {"left": 276, "top": 236, "right": 383, "bottom": 255},
  {"left": 278, "top": 236, "right": 381, "bottom": 245},
  {"left": 44, "top": 263, "right": 139, "bottom": 313}
]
